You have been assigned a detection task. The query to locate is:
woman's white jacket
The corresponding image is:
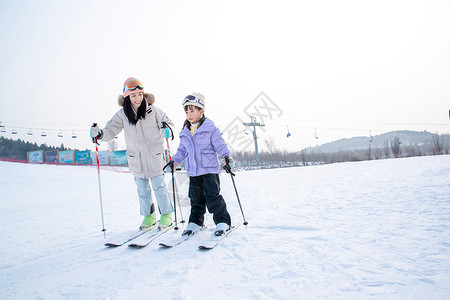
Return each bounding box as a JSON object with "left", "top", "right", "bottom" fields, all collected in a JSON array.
[{"left": 100, "top": 93, "right": 173, "bottom": 178}]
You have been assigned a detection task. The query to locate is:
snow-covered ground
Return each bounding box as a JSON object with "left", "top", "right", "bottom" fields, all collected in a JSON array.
[{"left": 0, "top": 155, "right": 449, "bottom": 299}]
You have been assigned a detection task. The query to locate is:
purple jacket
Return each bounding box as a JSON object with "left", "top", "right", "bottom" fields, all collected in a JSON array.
[{"left": 173, "top": 118, "right": 231, "bottom": 177}]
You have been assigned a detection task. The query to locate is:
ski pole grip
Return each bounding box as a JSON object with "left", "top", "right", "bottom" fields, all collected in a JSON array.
[
  {"left": 163, "top": 160, "right": 175, "bottom": 173},
  {"left": 164, "top": 127, "right": 170, "bottom": 139},
  {"left": 162, "top": 121, "right": 174, "bottom": 140}
]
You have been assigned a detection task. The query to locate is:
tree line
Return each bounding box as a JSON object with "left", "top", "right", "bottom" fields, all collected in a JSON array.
[
  {"left": 233, "top": 134, "right": 448, "bottom": 169},
  {"left": 1, "top": 133, "right": 447, "bottom": 168},
  {"left": 0, "top": 137, "right": 71, "bottom": 161}
]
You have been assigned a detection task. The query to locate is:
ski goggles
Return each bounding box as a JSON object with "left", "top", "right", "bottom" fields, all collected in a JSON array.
[
  {"left": 182, "top": 95, "right": 205, "bottom": 107},
  {"left": 123, "top": 79, "right": 144, "bottom": 93}
]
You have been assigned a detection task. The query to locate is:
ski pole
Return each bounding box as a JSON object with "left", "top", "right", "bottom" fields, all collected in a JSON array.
[
  {"left": 161, "top": 122, "right": 184, "bottom": 227},
  {"left": 92, "top": 123, "right": 106, "bottom": 237},
  {"left": 173, "top": 175, "right": 185, "bottom": 223},
  {"left": 171, "top": 166, "right": 179, "bottom": 230},
  {"left": 163, "top": 161, "right": 178, "bottom": 230},
  {"left": 224, "top": 157, "right": 248, "bottom": 226},
  {"left": 162, "top": 121, "right": 174, "bottom": 160}
]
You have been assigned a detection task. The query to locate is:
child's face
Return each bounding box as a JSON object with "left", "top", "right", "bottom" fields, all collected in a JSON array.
[
  {"left": 185, "top": 106, "right": 204, "bottom": 124},
  {"left": 129, "top": 91, "right": 144, "bottom": 107}
]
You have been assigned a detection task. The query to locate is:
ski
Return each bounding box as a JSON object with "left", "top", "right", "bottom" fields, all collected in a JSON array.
[
  {"left": 198, "top": 224, "right": 240, "bottom": 250},
  {"left": 128, "top": 224, "right": 175, "bottom": 248},
  {"left": 104, "top": 226, "right": 158, "bottom": 247},
  {"left": 159, "top": 226, "right": 207, "bottom": 248}
]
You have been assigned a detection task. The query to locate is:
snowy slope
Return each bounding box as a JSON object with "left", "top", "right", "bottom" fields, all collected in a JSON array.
[{"left": 0, "top": 156, "right": 449, "bottom": 299}]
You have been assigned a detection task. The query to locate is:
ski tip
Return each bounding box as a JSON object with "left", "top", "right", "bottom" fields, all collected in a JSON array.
[
  {"left": 159, "top": 243, "right": 173, "bottom": 248},
  {"left": 104, "top": 243, "right": 121, "bottom": 247},
  {"left": 198, "top": 245, "right": 212, "bottom": 250},
  {"left": 128, "top": 244, "right": 145, "bottom": 249}
]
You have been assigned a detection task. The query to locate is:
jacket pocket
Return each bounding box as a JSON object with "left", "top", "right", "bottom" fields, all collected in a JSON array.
[
  {"left": 200, "top": 150, "right": 218, "bottom": 168},
  {"left": 149, "top": 152, "right": 165, "bottom": 173},
  {"left": 127, "top": 151, "right": 142, "bottom": 173}
]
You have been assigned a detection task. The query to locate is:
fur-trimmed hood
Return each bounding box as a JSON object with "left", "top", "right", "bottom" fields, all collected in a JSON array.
[{"left": 117, "top": 93, "right": 155, "bottom": 107}]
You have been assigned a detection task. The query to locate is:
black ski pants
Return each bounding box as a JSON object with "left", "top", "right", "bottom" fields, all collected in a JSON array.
[{"left": 188, "top": 174, "right": 231, "bottom": 226}]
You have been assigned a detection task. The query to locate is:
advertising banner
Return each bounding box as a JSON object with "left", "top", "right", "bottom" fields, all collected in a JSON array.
[
  {"left": 59, "top": 150, "right": 75, "bottom": 164},
  {"left": 75, "top": 150, "right": 91, "bottom": 165},
  {"left": 91, "top": 150, "right": 109, "bottom": 165},
  {"left": 28, "top": 150, "right": 43, "bottom": 164},
  {"left": 44, "top": 150, "right": 58, "bottom": 163},
  {"left": 110, "top": 150, "right": 127, "bottom": 166}
]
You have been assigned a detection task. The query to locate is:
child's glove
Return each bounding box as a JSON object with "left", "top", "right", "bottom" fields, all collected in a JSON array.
[{"left": 223, "top": 156, "right": 234, "bottom": 175}]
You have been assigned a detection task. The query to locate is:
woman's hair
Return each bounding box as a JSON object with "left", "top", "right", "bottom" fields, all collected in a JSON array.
[
  {"left": 183, "top": 105, "right": 205, "bottom": 129},
  {"left": 123, "top": 96, "right": 147, "bottom": 125}
]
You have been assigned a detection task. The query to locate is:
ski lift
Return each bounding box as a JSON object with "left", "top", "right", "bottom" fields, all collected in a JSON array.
[
  {"left": 27, "top": 129, "right": 33, "bottom": 136},
  {"left": 314, "top": 128, "right": 319, "bottom": 139},
  {"left": 71, "top": 131, "right": 77, "bottom": 139},
  {"left": 11, "top": 128, "right": 17, "bottom": 134},
  {"left": 41, "top": 130, "right": 47, "bottom": 137},
  {"left": 57, "top": 130, "right": 63, "bottom": 138},
  {"left": 286, "top": 126, "right": 291, "bottom": 138},
  {"left": 244, "top": 126, "right": 250, "bottom": 135},
  {"left": 369, "top": 130, "right": 373, "bottom": 143},
  {"left": 0, "top": 123, "right": 5, "bottom": 133}
]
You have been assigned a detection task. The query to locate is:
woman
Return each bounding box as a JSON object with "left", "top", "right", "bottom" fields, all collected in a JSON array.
[{"left": 90, "top": 77, "right": 174, "bottom": 230}]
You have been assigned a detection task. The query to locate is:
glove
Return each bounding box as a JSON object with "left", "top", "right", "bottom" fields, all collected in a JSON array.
[
  {"left": 223, "top": 156, "right": 234, "bottom": 174},
  {"left": 90, "top": 124, "right": 103, "bottom": 142}
]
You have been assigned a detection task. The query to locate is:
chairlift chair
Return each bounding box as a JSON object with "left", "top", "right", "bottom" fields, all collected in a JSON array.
[
  {"left": 27, "top": 129, "right": 33, "bottom": 136},
  {"left": 41, "top": 130, "right": 47, "bottom": 137},
  {"left": 12, "top": 128, "right": 17, "bottom": 134},
  {"left": 72, "top": 131, "right": 77, "bottom": 139},
  {"left": 286, "top": 126, "right": 291, "bottom": 138},
  {"left": 314, "top": 128, "right": 319, "bottom": 139},
  {"left": 57, "top": 130, "right": 63, "bottom": 138}
]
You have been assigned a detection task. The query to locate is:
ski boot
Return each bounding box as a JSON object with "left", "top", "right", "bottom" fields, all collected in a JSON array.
[
  {"left": 139, "top": 212, "right": 156, "bottom": 231},
  {"left": 182, "top": 222, "right": 202, "bottom": 236},
  {"left": 159, "top": 213, "right": 173, "bottom": 228},
  {"left": 214, "top": 223, "right": 230, "bottom": 236}
]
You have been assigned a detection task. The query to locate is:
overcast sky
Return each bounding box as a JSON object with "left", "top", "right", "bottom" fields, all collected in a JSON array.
[{"left": 1, "top": 0, "right": 449, "bottom": 153}]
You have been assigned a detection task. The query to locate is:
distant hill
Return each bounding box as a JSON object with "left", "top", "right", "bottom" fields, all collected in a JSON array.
[{"left": 308, "top": 130, "right": 450, "bottom": 153}]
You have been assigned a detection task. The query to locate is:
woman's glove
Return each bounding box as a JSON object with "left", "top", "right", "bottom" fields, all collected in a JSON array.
[{"left": 90, "top": 123, "right": 103, "bottom": 143}]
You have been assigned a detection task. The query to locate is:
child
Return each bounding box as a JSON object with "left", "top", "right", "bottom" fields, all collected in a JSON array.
[
  {"left": 90, "top": 77, "right": 174, "bottom": 230},
  {"left": 172, "top": 93, "right": 232, "bottom": 236}
]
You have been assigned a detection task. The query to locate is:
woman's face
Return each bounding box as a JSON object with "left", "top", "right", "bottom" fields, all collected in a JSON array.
[{"left": 129, "top": 91, "right": 144, "bottom": 108}]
